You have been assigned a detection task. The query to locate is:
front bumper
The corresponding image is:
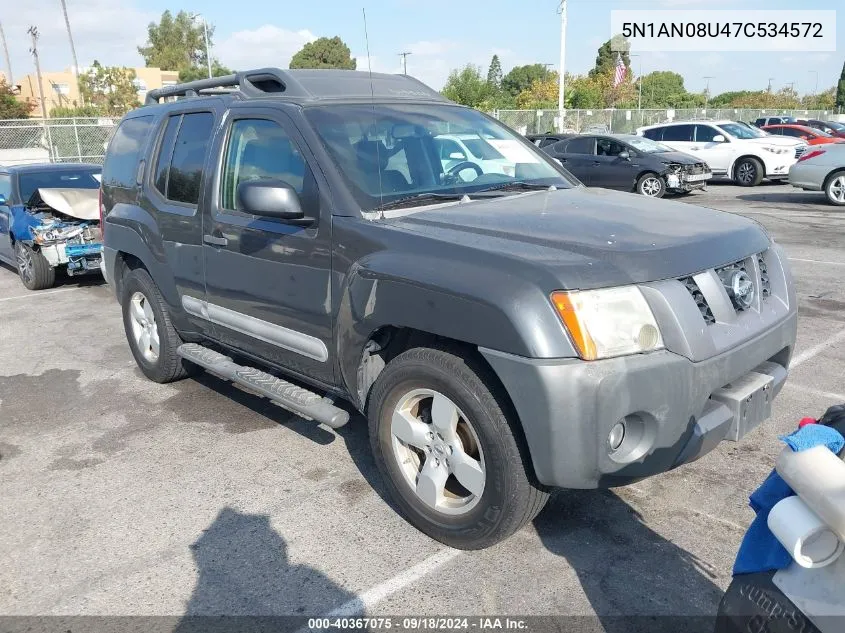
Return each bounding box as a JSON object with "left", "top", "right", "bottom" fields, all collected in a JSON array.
[{"left": 481, "top": 309, "right": 797, "bottom": 488}]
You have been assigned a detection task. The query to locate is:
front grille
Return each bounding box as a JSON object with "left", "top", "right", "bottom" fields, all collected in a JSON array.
[
  {"left": 680, "top": 276, "right": 716, "bottom": 325},
  {"left": 716, "top": 259, "right": 751, "bottom": 313},
  {"left": 758, "top": 254, "right": 771, "bottom": 299},
  {"left": 795, "top": 146, "right": 806, "bottom": 159}
]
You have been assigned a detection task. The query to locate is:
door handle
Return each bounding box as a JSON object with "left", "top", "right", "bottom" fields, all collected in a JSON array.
[
  {"left": 203, "top": 234, "right": 228, "bottom": 247},
  {"left": 592, "top": 161, "right": 602, "bottom": 166}
]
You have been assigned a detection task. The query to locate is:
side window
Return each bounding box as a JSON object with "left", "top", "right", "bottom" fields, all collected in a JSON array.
[
  {"left": 767, "top": 126, "right": 784, "bottom": 135},
  {"left": 754, "top": 118, "right": 766, "bottom": 127},
  {"left": 434, "top": 138, "right": 464, "bottom": 160},
  {"left": 564, "top": 136, "right": 595, "bottom": 154},
  {"left": 662, "top": 125, "right": 694, "bottom": 142},
  {"left": 166, "top": 112, "right": 215, "bottom": 205},
  {"left": 642, "top": 128, "right": 663, "bottom": 141},
  {"left": 780, "top": 128, "right": 803, "bottom": 138},
  {"left": 220, "top": 118, "right": 310, "bottom": 212},
  {"left": 596, "top": 138, "right": 626, "bottom": 156},
  {"left": 153, "top": 115, "right": 181, "bottom": 197},
  {"left": 103, "top": 115, "right": 155, "bottom": 188},
  {"left": 0, "top": 175, "right": 11, "bottom": 203},
  {"left": 694, "top": 125, "right": 719, "bottom": 142},
  {"left": 539, "top": 137, "right": 559, "bottom": 147}
]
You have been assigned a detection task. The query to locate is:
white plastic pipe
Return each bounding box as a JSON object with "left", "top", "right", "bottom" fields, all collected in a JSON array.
[
  {"left": 776, "top": 445, "right": 845, "bottom": 543},
  {"left": 768, "top": 495, "right": 844, "bottom": 568}
]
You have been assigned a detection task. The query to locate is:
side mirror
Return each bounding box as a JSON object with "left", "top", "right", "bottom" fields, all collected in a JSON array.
[
  {"left": 237, "top": 180, "right": 307, "bottom": 221},
  {"left": 449, "top": 152, "right": 466, "bottom": 160},
  {"left": 712, "top": 134, "right": 726, "bottom": 143},
  {"left": 0, "top": 193, "right": 6, "bottom": 206},
  {"left": 618, "top": 150, "right": 631, "bottom": 160}
]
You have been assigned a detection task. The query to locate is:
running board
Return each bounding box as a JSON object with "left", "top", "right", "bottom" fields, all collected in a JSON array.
[{"left": 177, "top": 343, "right": 349, "bottom": 429}]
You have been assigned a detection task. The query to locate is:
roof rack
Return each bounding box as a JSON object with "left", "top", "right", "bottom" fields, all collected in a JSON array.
[{"left": 145, "top": 67, "right": 447, "bottom": 105}]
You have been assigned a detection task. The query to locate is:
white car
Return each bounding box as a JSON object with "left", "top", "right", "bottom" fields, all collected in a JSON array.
[
  {"left": 636, "top": 120, "right": 807, "bottom": 187},
  {"left": 788, "top": 143, "right": 845, "bottom": 206},
  {"left": 434, "top": 134, "right": 516, "bottom": 179}
]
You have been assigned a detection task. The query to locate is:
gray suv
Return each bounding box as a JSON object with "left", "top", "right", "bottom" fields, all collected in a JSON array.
[{"left": 101, "top": 69, "right": 797, "bottom": 549}]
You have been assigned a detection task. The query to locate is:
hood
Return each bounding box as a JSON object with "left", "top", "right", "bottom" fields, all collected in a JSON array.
[
  {"left": 743, "top": 135, "right": 803, "bottom": 147},
  {"left": 382, "top": 187, "right": 770, "bottom": 290},
  {"left": 31, "top": 188, "right": 99, "bottom": 221},
  {"left": 650, "top": 150, "right": 703, "bottom": 165}
]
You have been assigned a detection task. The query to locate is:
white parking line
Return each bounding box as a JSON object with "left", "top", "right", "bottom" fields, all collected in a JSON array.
[
  {"left": 325, "top": 548, "right": 462, "bottom": 617},
  {"left": 790, "top": 328, "right": 845, "bottom": 369},
  {"left": 789, "top": 258, "right": 845, "bottom": 267},
  {"left": 0, "top": 287, "right": 78, "bottom": 303},
  {"left": 785, "top": 382, "right": 845, "bottom": 403}
]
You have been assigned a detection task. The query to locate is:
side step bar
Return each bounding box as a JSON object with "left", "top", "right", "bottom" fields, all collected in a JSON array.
[{"left": 177, "top": 343, "right": 349, "bottom": 429}]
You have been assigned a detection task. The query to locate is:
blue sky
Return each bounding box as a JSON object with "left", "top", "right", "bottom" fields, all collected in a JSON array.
[{"left": 3, "top": 0, "right": 844, "bottom": 97}]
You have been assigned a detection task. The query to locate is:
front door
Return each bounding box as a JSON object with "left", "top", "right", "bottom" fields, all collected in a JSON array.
[
  {"left": 593, "top": 137, "right": 639, "bottom": 190},
  {"left": 201, "top": 108, "right": 335, "bottom": 385},
  {"left": 691, "top": 125, "right": 736, "bottom": 174},
  {"left": 0, "top": 173, "right": 12, "bottom": 261}
]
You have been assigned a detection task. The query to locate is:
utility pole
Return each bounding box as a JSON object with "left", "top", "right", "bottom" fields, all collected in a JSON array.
[
  {"left": 28, "top": 26, "right": 48, "bottom": 119},
  {"left": 0, "top": 20, "right": 12, "bottom": 86},
  {"left": 703, "top": 76, "right": 713, "bottom": 109},
  {"left": 767, "top": 77, "right": 775, "bottom": 92},
  {"left": 58, "top": 0, "right": 82, "bottom": 104},
  {"left": 557, "top": 0, "right": 567, "bottom": 132},
  {"left": 398, "top": 51, "right": 412, "bottom": 75}
]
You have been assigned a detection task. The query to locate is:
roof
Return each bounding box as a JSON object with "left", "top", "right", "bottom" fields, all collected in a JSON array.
[
  {"left": 144, "top": 67, "right": 449, "bottom": 106},
  {"left": 1, "top": 162, "right": 102, "bottom": 174},
  {"left": 638, "top": 119, "right": 737, "bottom": 129}
]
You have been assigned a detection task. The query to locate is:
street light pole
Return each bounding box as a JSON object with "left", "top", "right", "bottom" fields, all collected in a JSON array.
[
  {"left": 809, "top": 70, "right": 819, "bottom": 102},
  {"left": 703, "top": 76, "right": 713, "bottom": 109},
  {"left": 557, "top": 0, "right": 567, "bottom": 132},
  {"left": 630, "top": 54, "right": 643, "bottom": 110},
  {"left": 58, "top": 0, "right": 81, "bottom": 102},
  {"left": 202, "top": 18, "right": 212, "bottom": 79}
]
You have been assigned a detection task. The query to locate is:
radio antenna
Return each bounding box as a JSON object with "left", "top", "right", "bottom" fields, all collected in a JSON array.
[{"left": 362, "top": 8, "right": 384, "bottom": 219}]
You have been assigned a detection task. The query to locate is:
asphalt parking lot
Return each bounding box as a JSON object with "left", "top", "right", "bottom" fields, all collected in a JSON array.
[{"left": 2, "top": 180, "right": 845, "bottom": 630}]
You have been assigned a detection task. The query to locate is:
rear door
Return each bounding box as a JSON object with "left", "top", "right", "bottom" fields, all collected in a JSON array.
[
  {"left": 201, "top": 106, "right": 335, "bottom": 384},
  {"left": 660, "top": 124, "right": 696, "bottom": 156},
  {"left": 691, "top": 124, "right": 735, "bottom": 174},
  {"left": 552, "top": 136, "right": 596, "bottom": 184},
  {"left": 0, "top": 172, "right": 12, "bottom": 261},
  {"left": 593, "top": 137, "right": 639, "bottom": 190}
]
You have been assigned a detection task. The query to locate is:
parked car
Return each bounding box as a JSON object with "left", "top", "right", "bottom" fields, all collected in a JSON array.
[
  {"left": 433, "top": 133, "right": 516, "bottom": 178},
  {"left": 754, "top": 115, "right": 798, "bottom": 127},
  {"left": 526, "top": 133, "right": 566, "bottom": 148},
  {"left": 102, "top": 68, "right": 797, "bottom": 549},
  {"left": 0, "top": 163, "right": 103, "bottom": 290},
  {"left": 788, "top": 143, "right": 845, "bottom": 205},
  {"left": 762, "top": 124, "right": 845, "bottom": 146},
  {"left": 542, "top": 133, "right": 711, "bottom": 197},
  {"left": 796, "top": 119, "right": 845, "bottom": 139},
  {"left": 637, "top": 120, "right": 806, "bottom": 186}
]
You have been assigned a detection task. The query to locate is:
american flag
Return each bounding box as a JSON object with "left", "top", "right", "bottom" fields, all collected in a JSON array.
[{"left": 613, "top": 53, "right": 626, "bottom": 87}]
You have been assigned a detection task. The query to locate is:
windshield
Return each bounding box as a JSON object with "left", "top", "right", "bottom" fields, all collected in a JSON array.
[
  {"left": 626, "top": 136, "right": 673, "bottom": 153},
  {"left": 827, "top": 121, "right": 845, "bottom": 132},
  {"left": 811, "top": 127, "right": 833, "bottom": 138},
  {"left": 19, "top": 168, "right": 101, "bottom": 203},
  {"left": 719, "top": 123, "right": 768, "bottom": 139},
  {"left": 304, "top": 104, "right": 572, "bottom": 211}
]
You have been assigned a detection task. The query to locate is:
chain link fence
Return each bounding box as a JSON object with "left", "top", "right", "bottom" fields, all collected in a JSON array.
[
  {"left": 0, "top": 118, "right": 118, "bottom": 166},
  {"left": 494, "top": 107, "right": 845, "bottom": 135}
]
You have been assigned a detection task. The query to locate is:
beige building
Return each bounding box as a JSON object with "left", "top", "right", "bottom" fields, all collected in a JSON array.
[{"left": 15, "top": 67, "right": 179, "bottom": 117}]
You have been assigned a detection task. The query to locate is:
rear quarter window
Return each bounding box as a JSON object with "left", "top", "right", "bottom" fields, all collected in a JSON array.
[{"left": 103, "top": 116, "right": 155, "bottom": 189}]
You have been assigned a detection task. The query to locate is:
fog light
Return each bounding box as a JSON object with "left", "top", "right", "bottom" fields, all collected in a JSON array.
[
  {"left": 636, "top": 324, "right": 660, "bottom": 350},
  {"left": 608, "top": 422, "right": 626, "bottom": 451}
]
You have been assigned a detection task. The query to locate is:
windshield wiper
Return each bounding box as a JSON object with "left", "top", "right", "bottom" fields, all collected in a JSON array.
[
  {"left": 475, "top": 181, "right": 558, "bottom": 193},
  {"left": 375, "top": 192, "right": 468, "bottom": 211}
]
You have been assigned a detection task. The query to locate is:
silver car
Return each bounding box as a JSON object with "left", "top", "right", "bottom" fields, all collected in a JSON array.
[{"left": 788, "top": 143, "right": 845, "bottom": 206}]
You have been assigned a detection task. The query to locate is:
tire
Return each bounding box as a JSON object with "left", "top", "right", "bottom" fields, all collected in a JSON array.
[
  {"left": 734, "top": 157, "right": 764, "bottom": 187},
  {"left": 15, "top": 242, "right": 55, "bottom": 291},
  {"left": 367, "top": 345, "right": 549, "bottom": 549},
  {"left": 824, "top": 170, "right": 845, "bottom": 206},
  {"left": 636, "top": 173, "right": 666, "bottom": 198},
  {"left": 121, "top": 267, "right": 193, "bottom": 383}
]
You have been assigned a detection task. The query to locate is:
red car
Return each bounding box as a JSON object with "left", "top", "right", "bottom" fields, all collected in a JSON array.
[{"left": 762, "top": 124, "right": 845, "bottom": 146}]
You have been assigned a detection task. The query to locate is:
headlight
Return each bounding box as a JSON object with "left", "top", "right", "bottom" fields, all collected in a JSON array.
[
  {"left": 762, "top": 146, "right": 789, "bottom": 155},
  {"left": 551, "top": 286, "right": 664, "bottom": 360}
]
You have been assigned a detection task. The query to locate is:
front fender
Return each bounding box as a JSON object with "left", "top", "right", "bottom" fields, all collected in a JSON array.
[{"left": 335, "top": 251, "right": 577, "bottom": 406}]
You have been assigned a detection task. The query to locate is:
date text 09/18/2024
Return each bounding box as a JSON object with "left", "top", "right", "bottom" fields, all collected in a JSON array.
[{"left": 307, "top": 618, "right": 528, "bottom": 630}]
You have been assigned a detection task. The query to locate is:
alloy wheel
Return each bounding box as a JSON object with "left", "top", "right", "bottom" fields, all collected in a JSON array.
[{"left": 128, "top": 291, "right": 160, "bottom": 363}]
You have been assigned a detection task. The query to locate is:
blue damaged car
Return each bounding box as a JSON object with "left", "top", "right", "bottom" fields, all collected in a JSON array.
[{"left": 0, "top": 163, "right": 103, "bottom": 290}]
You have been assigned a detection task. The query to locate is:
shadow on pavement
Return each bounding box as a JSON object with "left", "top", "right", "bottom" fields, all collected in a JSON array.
[
  {"left": 535, "top": 489, "right": 722, "bottom": 633},
  {"left": 174, "top": 507, "right": 358, "bottom": 632},
  {"left": 737, "top": 191, "right": 831, "bottom": 206}
]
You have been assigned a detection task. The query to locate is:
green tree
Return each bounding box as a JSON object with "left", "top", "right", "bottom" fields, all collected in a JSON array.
[
  {"left": 637, "top": 71, "right": 703, "bottom": 108},
  {"left": 486, "top": 55, "right": 502, "bottom": 89},
  {"left": 179, "top": 60, "right": 233, "bottom": 83},
  {"left": 50, "top": 105, "right": 101, "bottom": 118},
  {"left": 138, "top": 10, "right": 214, "bottom": 74},
  {"left": 289, "top": 36, "right": 356, "bottom": 70},
  {"left": 78, "top": 61, "right": 140, "bottom": 116},
  {"left": 501, "top": 64, "right": 549, "bottom": 98},
  {"left": 442, "top": 64, "right": 492, "bottom": 108},
  {"left": 565, "top": 73, "right": 603, "bottom": 109},
  {"left": 802, "top": 87, "right": 836, "bottom": 110},
  {"left": 707, "top": 90, "right": 757, "bottom": 108},
  {"left": 589, "top": 36, "right": 630, "bottom": 78},
  {"left": 836, "top": 59, "right": 845, "bottom": 108},
  {"left": 515, "top": 72, "right": 559, "bottom": 109},
  {"left": 0, "top": 79, "right": 33, "bottom": 119}
]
